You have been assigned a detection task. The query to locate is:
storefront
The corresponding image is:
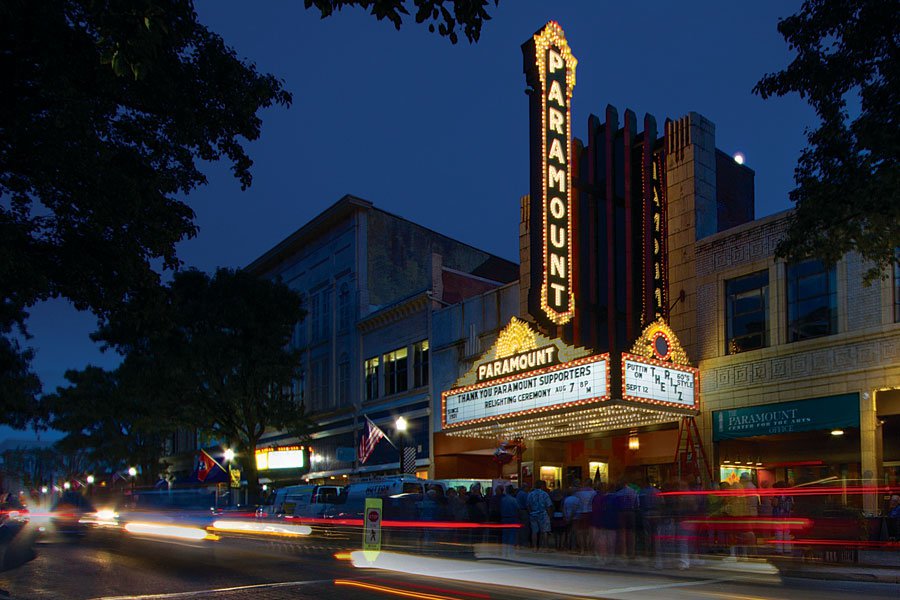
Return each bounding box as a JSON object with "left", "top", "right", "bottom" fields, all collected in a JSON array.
[{"left": 712, "top": 394, "right": 862, "bottom": 487}]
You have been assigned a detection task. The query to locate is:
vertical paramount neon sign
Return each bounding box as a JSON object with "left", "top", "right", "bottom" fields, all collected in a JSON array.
[{"left": 530, "top": 22, "right": 576, "bottom": 325}]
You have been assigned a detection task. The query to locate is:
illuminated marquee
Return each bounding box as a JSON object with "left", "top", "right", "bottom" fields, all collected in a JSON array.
[
  {"left": 622, "top": 354, "right": 698, "bottom": 409},
  {"left": 444, "top": 354, "right": 609, "bottom": 428},
  {"left": 255, "top": 445, "right": 305, "bottom": 470},
  {"left": 533, "top": 22, "right": 576, "bottom": 325}
]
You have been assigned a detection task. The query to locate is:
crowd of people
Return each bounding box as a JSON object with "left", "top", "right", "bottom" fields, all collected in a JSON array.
[{"left": 410, "top": 474, "right": 801, "bottom": 569}]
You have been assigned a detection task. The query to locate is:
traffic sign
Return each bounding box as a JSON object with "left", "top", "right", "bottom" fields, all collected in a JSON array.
[{"left": 362, "top": 497, "right": 382, "bottom": 562}]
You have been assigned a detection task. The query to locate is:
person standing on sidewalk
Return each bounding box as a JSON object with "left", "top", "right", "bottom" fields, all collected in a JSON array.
[
  {"left": 527, "top": 479, "right": 553, "bottom": 551},
  {"left": 574, "top": 479, "right": 596, "bottom": 554},
  {"left": 516, "top": 482, "right": 531, "bottom": 549},
  {"left": 500, "top": 485, "right": 520, "bottom": 557}
]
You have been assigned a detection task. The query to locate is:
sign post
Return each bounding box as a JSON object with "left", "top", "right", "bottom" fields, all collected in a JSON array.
[{"left": 362, "top": 497, "right": 383, "bottom": 562}]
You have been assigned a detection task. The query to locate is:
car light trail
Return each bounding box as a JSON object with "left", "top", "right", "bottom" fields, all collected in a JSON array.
[
  {"left": 210, "top": 519, "right": 312, "bottom": 536},
  {"left": 334, "top": 579, "right": 461, "bottom": 600},
  {"left": 123, "top": 521, "right": 211, "bottom": 541}
]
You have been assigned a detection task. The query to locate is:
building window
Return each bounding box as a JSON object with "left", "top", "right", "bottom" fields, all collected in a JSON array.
[
  {"left": 725, "top": 270, "right": 769, "bottom": 354},
  {"left": 787, "top": 259, "right": 837, "bottom": 342},
  {"left": 310, "top": 287, "right": 331, "bottom": 341},
  {"left": 413, "top": 340, "right": 429, "bottom": 388},
  {"left": 338, "top": 353, "right": 350, "bottom": 406},
  {"left": 894, "top": 256, "right": 900, "bottom": 323},
  {"left": 383, "top": 347, "right": 409, "bottom": 396},
  {"left": 364, "top": 356, "right": 380, "bottom": 401},
  {"left": 309, "top": 359, "right": 330, "bottom": 411},
  {"left": 338, "top": 283, "right": 351, "bottom": 332}
]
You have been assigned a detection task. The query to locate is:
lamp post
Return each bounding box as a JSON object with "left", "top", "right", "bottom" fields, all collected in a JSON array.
[
  {"left": 87, "top": 474, "right": 95, "bottom": 498},
  {"left": 395, "top": 416, "right": 408, "bottom": 475},
  {"left": 128, "top": 466, "right": 137, "bottom": 496},
  {"left": 223, "top": 448, "right": 235, "bottom": 507}
]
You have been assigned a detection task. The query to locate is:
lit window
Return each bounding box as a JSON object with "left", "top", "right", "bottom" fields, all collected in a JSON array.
[
  {"left": 413, "top": 340, "right": 429, "bottom": 388},
  {"left": 364, "top": 357, "right": 379, "bottom": 401},
  {"left": 383, "top": 347, "right": 409, "bottom": 395},
  {"left": 787, "top": 259, "right": 837, "bottom": 342},
  {"left": 725, "top": 270, "right": 769, "bottom": 354}
]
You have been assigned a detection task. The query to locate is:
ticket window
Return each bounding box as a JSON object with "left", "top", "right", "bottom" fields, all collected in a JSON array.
[{"left": 540, "top": 466, "right": 562, "bottom": 490}]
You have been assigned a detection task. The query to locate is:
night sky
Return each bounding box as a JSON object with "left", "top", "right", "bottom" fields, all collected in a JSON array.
[{"left": 7, "top": 1, "right": 814, "bottom": 442}]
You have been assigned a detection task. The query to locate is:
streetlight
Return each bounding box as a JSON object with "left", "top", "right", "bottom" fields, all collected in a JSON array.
[
  {"left": 63, "top": 481, "right": 71, "bottom": 490},
  {"left": 395, "top": 416, "right": 409, "bottom": 474},
  {"left": 86, "top": 475, "right": 95, "bottom": 484},
  {"left": 223, "top": 448, "right": 235, "bottom": 507},
  {"left": 128, "top": 467, "right": 137, "bottom": 496}
]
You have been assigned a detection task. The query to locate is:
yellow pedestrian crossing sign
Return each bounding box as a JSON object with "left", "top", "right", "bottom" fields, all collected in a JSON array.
[{"left": 363, "top": 497, "right": 382, "bottom": 562}]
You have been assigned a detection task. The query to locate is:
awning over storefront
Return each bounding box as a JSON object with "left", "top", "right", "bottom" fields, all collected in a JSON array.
[{"left": 712, "top": 393, "right": 860, "bottom": 441}]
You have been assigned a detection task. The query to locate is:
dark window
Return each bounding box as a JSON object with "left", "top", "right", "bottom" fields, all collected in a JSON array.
[
  {"left": 725, "top": 270, "right": 769, "bottom": 354},
  {"left": 338, "top": 354, "right": 350, "bottom": 406},
  {"left": 787, "top": 259, "right": 837, "bottom": 342},
  {"left": 383, "top": 347, "right": 408, "bottom": 395},
  {"left": 311, "top": 288, "right": 331, "bottom": 341},
  {"left": 364, "top": 357, "right": 379, "bottom": 401},
  {"left": 338, "top": 283, "right": 351, "bottom": 332},
  {"left": 309, "top": 359, "right": 329, "bottom": 410},
  {"left": 413, "top": 340, "right": 429, "bottom": 388},
  {"left": 894, "top": 255, "right": 900, "bottom": 323}
]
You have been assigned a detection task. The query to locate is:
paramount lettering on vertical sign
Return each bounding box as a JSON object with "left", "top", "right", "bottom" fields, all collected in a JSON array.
[{"left": 534, "top": 22, "right": 576, "bottom": 325}]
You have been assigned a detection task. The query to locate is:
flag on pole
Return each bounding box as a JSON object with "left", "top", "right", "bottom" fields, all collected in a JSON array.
[
  {"left": 196, "top": 449, "right": 226, "bottom": 482},
  {"left": 358, "top": 416, "right": 390, "bottom": 464}
]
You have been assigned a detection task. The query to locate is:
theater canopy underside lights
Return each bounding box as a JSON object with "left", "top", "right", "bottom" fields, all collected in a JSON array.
[{"left": 441, "top": 318, "right": 698, "bottom": 440}]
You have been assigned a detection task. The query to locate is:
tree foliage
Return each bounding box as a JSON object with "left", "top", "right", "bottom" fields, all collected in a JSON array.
[
  {"left": 0, "top": 0, "right": 292, "bottom": 417},
  {"left": 44, "top": 363, "right": 174, "bottom": 483},
  {"left": 304, "top": 0, "right": 497, "bottom": 44},
  {"left": 1, "top": 0, "right": 496, "bottom": 424},
  {"left": 753, "top": 0, "right": 899, "bottom": 282},
  {"left": 95, "top": 268, "right": 308, "bottom": 502}
]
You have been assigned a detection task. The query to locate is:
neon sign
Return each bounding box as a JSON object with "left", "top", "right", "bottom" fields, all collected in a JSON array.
[{"left": 531, "top": 22, "right": 576, "bottom": 325}]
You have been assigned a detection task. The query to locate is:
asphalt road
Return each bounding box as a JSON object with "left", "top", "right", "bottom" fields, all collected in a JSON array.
[{"left": 0, "top": 526, "right": 898, "bottom": 600}]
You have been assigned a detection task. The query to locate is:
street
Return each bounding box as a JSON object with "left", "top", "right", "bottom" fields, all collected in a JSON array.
[{"left": 1, "top": 526, "right": 898, "bottom": 600}]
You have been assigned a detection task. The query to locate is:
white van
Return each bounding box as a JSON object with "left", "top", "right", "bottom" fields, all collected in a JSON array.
[
  {"left": 261, "top": 484, "right": 342, "bottom": 518},
  {"left": 325, "top": 476, "right": 446, "bottom": 521}
]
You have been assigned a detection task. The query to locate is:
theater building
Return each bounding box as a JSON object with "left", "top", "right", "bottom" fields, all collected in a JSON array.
[{"left": 433, "top": 22, "right": 899, "bottom": 496}]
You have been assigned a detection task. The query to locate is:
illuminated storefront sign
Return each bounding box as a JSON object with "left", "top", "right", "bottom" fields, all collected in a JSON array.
[
  {"left": 444, "top": 355, "right": 608, "bottom": 428},
  {"left": 622, "top": 354, "right": 698, "bottom": 409},
  {"left": 531, "top": 22, "right": 577, "bottom": 325},
  {"left": 476, "top": 344, "right": 559, "bottom": 383},
  {"left": 712, "top": 393, "right": 859, "bottom": 440},
  {"left": 255, "top": 445, "right": 305, "bottom": 470}
]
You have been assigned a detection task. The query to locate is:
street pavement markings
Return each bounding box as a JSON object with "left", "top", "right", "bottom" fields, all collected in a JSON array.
[
  {"left": 89, "top": 578, "right": 336, "bottom": 600},
  {"left": 588, "top": 576, "right": 739, "bottom": 596}
]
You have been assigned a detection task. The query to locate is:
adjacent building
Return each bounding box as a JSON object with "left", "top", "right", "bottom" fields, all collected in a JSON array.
[{"left": 246, "top": 195, "right": 516, "bottom": 484}]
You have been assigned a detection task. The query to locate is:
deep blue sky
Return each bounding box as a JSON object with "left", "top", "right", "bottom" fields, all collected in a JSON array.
[{"left": 7, "top": 1, "right": 814, "bottom": 442}]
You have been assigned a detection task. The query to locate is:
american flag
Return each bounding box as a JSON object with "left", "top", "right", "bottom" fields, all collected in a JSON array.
[{"left": 358, "top": 416, "right": 387, "bottom": 464}]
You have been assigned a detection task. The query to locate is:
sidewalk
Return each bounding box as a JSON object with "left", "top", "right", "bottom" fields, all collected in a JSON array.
[{"left": 471, "top": 543, "right": 900, "bottom": 585}]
